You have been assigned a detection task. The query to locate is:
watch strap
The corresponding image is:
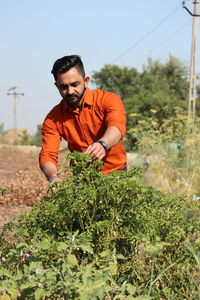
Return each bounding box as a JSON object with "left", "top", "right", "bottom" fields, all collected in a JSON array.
[{"left": 97, "top": 140, "right": 108, "bottom": 151}]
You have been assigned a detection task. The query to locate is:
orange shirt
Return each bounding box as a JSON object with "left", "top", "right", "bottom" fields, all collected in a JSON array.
[{"left": 39, "top": 88, "right": 127, "bottom": 174}]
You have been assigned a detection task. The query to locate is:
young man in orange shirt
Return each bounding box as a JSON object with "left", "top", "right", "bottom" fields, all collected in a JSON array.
[{"left": 39, "top": 55, "right": 127, "bottom": 183}]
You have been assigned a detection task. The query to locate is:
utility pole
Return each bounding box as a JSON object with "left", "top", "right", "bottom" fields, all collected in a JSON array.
[
  {"left": 7, "top": 86, "right": 24, "bottom": 140},
  {"left": 183, "top": 1, "right": 200, "bottom": 125}
]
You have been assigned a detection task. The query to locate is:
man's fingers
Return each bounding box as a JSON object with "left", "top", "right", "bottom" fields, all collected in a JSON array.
[
  {"left": 90, "top": 148, "right": 102, "bottom": 159},
  {"left": 48, "top": 181, "right": 61, "bottom": 195},
  {"left": 85, "top": 143, "right": 99, "bottom": 155},
  {"left": 50, "top": 177, "right": 62, "bottom": 184},
  {"left": 85, "top": 143, "right": 99, "bottom": 154},
  {"left": 85, "top": 143, "right": 105, "bottom": 159}
]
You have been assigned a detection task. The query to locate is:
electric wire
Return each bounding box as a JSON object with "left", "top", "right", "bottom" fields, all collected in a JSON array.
[
  {"left": 110, "top": 3, "right": 183, "bottom": 64},
  {"left": 132, "top": 19, "right": 192, "bottom": 67}
]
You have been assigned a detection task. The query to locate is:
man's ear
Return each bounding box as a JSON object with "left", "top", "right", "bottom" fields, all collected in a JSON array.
[{"left": 84, "top": 76, "right": 90, "bottom": 88}]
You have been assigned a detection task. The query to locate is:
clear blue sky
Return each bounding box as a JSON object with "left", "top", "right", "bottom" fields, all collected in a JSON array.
[{"left": 0, "top": 0, "right": 198, "bottom": 133}]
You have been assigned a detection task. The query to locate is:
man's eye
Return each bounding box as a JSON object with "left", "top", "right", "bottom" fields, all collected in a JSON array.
[
  {"left": 72, "top": 82, "right": 79, "bottom": 87},
  {"left": 60, "top": 85, "right": 68, "bottom": 90}
]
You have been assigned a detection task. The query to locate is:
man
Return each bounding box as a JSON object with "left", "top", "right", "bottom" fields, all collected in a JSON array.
[{"left": 39, "top": 55, "right": 127, "bottom": 183}]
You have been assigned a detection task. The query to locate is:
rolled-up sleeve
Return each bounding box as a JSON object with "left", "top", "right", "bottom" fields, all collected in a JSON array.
[
  {"left": 103, "top": 93, "right": 126, "bottom": 138},
  {"left": 39, "top": 111, "right": 61, "bottom": 168}
]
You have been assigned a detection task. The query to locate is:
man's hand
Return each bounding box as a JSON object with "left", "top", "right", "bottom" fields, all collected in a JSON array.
[
  {"left": 85, "top": 142, "right": 106, "bottom": 160},
  {"left": 49, "top": 176, "right": 62, "bottom": 184},
  {"left": 48, "top": 176, "right": 62, "bottom": 195},
  {"left": 85, "top": 126, "right": 121, "bottom": 161}
]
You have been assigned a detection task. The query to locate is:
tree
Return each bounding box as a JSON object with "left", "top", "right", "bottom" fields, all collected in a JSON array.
[
  {"left": 91, "top": 56, "right": 196, "bottom": 151},
  {"left": 18, "top": 129, "right": 32, "bottom": 145},
  {"left": 0, "top": 123, "right": 5, "bottom": 136},
  {"left": 91, "top": 64, "right": 140, "bottom": 99},
  {"left": 91, "top": 56, "right": 190, "bottom": 121},
  {"left": 31, "top": 124, "right": 42, "bottom": 146}
]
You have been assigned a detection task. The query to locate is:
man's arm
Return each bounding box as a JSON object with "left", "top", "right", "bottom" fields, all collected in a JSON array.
[
  {"left": 41, "top": 161, "right": 61, "bottom": 183},
  {"left": 85, "top": 125, "right": 121, "bottom": 160},
  {"left": 39, "top": 110, "right": 62, "bottom": 182}
]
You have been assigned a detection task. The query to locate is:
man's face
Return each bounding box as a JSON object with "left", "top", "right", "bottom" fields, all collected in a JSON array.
[{"left": 55, "top": 67, "right": 89, "bottom": 107}]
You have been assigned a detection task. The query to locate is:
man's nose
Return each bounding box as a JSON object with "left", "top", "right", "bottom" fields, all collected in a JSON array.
[{"left": 68, "top": 86, "right": 75, "bottom": 94}]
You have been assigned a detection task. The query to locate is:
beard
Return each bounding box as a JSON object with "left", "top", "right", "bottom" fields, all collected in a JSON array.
[{"left": 64, "top": 87, "right": 86, "bottom": 107}]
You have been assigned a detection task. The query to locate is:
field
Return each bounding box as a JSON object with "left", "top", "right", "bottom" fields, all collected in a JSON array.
[
  {"left": 1, "top": 146, "right": 200, "bottom": 299},
  {"left": 0, "top": 145, "right": 48, "bottom": 228}
]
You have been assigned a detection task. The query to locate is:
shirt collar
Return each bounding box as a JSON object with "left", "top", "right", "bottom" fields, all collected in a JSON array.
[{"left": 82, "top": 87, "right": 93, "bottom": 106}]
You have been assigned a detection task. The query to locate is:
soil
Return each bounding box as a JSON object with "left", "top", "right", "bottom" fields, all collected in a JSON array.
[{"left": 0, "top": 145, "right": 68, "bottom": 229}]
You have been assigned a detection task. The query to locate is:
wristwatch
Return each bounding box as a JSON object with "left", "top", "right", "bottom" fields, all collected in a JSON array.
[{"left": 97, "top": 140, "right": 108, "bottom": 151}]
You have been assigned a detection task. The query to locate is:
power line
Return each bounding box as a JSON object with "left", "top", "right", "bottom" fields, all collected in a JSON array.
[
  {"left": 110, "top": 3, "right": 182, "bottom": 64},
  {"left": 132, "top": 19, "right": 192, "bottom": 67}
]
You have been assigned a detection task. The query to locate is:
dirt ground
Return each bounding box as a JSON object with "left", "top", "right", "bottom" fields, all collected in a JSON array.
[{"left": 0, "top": 145, "right": 69, "bottom": 229}]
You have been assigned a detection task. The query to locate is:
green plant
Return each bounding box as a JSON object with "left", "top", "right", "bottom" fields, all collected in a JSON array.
[
  {"left": 0, "top": 123, "right": 5, "bottom": 137},
  {"left": 17, "top": 130, "right": 32, "bottom": 145},
  {"left": 128, "top": 108, "right": 200, "bottom": 198},
  {"left": 31, "top": 124, "right": 42, "bottom": 147},
  {"left": 0, "top": 188, "right": 5, "bottom": 196},
  {"left": 1, "top": 152, "right": 200, "bottom": 299}
]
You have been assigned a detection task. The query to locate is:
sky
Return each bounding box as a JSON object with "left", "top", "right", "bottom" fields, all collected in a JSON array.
[{"left": 0, "top": 0, "right": 198, "bottom": 134}]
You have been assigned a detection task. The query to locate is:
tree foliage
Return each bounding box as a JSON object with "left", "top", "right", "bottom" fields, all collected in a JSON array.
[
  {"left": 31, "top": 124, "right": 42, "bottom": 146},
  {"left": 18, "top": 130, "right": 32, "bottom": 145},
  {"left": 0, "top": 123, "right": 5, "bottom": 136},
  {"left": 91, "top": 56, "right": 196, "bottom": 151},
  {"left": 91, "top": 64, "right": 140, "bottom": 99},
  {"left": 92, "top": 56, "right": 189, "bottom": 121}
]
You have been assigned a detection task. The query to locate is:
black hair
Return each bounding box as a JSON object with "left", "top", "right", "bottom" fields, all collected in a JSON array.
[{"left": 51, "top": 55, "right": 85, "bottom": 81}]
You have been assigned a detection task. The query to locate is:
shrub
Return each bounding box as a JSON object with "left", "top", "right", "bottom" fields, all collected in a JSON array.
[
  {"left": 128, "top": 109, "right": 200, "bottom": 198},
  {"left": 0, "top": 152, "right": 200, "bottom": 299}
]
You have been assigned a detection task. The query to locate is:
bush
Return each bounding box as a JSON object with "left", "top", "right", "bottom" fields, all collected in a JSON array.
[
  {"left": 127, "top": 109, "right": 200, "bottom": 198},
  {"left": 1, "top": 152, "right": 200, "bottom": 299}
]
